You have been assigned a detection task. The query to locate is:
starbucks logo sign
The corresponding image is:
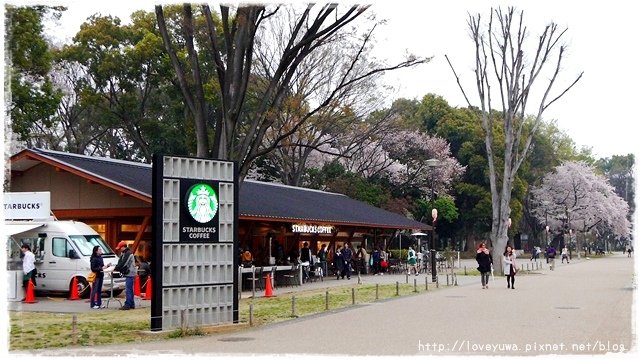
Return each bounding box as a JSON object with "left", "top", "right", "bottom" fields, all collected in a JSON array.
[{"left": 186, "top": 183, "right": 219, "bottom": 223}]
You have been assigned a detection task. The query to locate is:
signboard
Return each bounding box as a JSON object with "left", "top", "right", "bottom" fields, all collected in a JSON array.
[
  {"left": 152, "top": 155, "right": 238, "bottom": 331},
  {"left": 3, "top": 192, "right": 51, "bottom": 220},
  {"left": 180, "top": 180, "right": 220, "bottom": 241},
  {"left": 292, "top": 224, "right": 334, "bottom": 234}
]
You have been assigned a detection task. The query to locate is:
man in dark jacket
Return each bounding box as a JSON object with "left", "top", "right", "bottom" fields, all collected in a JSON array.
[{"left": 342, "top": 243, "right": 353, "bottom": 280}]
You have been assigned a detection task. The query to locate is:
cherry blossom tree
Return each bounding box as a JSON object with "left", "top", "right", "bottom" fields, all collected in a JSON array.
[
  {"left": 304, "top": 129, "right": 465, "bottom": 199},
  {"left": 530, "top": 161, "right": 631, "bottom": 253}
]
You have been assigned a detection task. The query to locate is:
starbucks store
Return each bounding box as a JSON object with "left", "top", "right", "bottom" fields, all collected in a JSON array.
[{"left": 8, "top": 148, "right": 429, "bottom": 266}]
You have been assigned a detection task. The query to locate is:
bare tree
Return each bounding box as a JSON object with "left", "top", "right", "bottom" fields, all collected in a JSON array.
[
  {"left": 446, "top": 7, "right": 583, "bottom": 262},
  {"left": 155, "top": 4, "right": 428, "bottom": 181}
]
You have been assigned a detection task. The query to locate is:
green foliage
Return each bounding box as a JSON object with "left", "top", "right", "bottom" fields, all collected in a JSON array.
[{"left": 6, "top": 5, "right": 63, "bottom": 140}]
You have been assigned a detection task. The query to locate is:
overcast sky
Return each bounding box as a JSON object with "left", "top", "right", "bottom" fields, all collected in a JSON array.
[{"left": 6, "top": 0, "right": 639, "bottom": 160}]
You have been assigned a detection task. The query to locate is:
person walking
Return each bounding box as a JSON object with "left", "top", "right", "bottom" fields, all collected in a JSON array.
[
  {"left": 21, "top": 244, "right": 37, "bottom": 292},
  {"left": 407, "top": 246, "right": 419, "bottom": 276},
  {"left": 342, "top": 243, "right": 353, "bottom": 280},
  {"left": 89, "top": 246, "right": 111, "bottom": 309},
  {"left": 475, "top": 243, "right": 493, "bottom": 289},
  {"left": 561, "top": 246, "right": 570, "bottom": 263},
  {"left": 546, "top": 245, "right": 557, "bottom": 270},
  {"left": 503, "top": 245, "right": 517, "bottom": 289},
  {"left": 114, "top": 241, "right": 136, "bottom": 310},
  {"left": 371, "top": 247, "right": 381, "bottom": 275},
  {"left": 318, "top": 244, "right": 328, "bottom": 277}
]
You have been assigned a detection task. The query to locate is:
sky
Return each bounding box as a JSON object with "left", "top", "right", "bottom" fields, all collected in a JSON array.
[{"left": 4, "top": 0, "right": 640, "bottom": 160}]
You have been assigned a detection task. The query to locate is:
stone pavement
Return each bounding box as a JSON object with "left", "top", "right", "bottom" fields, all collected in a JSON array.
[{"left": 14, "top": 253, "right": 636, "bottom": 356}]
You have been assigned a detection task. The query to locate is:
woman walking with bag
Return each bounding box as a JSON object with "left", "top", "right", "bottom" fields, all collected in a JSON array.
[
  {"left": 475, "top": 243, "right": 493, "bottom": 289},
  {"left": 503, "top": 245, "right": 517, "bottom": 289}
]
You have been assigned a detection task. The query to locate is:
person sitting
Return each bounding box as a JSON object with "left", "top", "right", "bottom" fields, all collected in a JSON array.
[{"left": 241, "top": 249, "right": 253, "bottom": 267}]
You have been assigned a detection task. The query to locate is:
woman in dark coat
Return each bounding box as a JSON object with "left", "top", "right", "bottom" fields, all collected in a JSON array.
[
  {"left": 475, "top": 243, "right": 493, "bottom": 289},
  {"left": 89, "top": 246, "right": 111, "bottom": 309}
]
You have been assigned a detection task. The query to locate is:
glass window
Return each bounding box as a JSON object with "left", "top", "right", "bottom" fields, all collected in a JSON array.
[
  {"left": 52, "top": 237, "right": 72, "bottom": 258},
  {"left": 69, "top": 235, "right": 115, "bottom": 256}
]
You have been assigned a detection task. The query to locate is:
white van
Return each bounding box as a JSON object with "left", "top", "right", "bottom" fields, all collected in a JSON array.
[{"left": 6, "top": 218, "right": 126, "bottom": 298}]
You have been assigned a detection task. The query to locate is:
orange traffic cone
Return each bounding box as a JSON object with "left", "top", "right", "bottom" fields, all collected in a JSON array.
[
  {"left": 69, "top": 276, "right": 80, "bottom": 300},
  {"left": 143, "top": 275, "right": 152, "bottom": 300},
  {"left": 134, "top": 275, "right": 141, "bottom": 297},
  {"left": 264, "top": 273, "right": 274, "bottom": 297},
  {"left": 24, "top": 279, "right": 37, "bottom": 303}
]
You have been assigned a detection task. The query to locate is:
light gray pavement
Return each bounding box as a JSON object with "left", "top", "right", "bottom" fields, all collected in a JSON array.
[{"left": 13, "top": 253, "right": 636, "bottom": 356}]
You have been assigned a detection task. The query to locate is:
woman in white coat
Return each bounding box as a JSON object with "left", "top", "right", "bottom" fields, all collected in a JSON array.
[{"left": 503, "top": 245, "right": 517, "bottom": 289}]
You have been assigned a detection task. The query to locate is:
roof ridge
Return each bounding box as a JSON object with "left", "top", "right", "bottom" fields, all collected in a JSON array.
[
  {"left": 34, "top": 148, "right": 151, "bottom": 169},
  {"left": 244, "top": 179, "right": 345, "bottom": 197}
]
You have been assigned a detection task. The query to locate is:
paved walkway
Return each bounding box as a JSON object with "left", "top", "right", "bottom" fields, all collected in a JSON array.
[{"left": 14, "top": 254, "right": 636, "bottom": 356}]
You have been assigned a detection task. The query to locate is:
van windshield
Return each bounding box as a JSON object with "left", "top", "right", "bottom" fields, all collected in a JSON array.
[{"left": 69, "top": 235, "right": 116, "bottom": 256}]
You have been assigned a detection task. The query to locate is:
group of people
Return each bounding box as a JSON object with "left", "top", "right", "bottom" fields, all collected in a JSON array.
[
  {"left": 88, "top": 241, "right": 142, "bottom": 310},
  {"left": 474, "top": 243, "right": 519, "bottom": 290},
  {"left": 475, "top": 242, "right": 579, "bottom": 289}
]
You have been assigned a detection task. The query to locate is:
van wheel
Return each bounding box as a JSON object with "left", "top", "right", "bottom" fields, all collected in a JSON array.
[{"left": 71, "top": 277, "right": 91, "bottom": 299}]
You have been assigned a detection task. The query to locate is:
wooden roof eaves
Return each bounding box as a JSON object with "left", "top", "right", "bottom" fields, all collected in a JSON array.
[{"left": 14, "top": 151, "right": 152, "bottom": 204}]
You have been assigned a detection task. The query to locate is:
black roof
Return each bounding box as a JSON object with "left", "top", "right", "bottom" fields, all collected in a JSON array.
[{"left": 11, "top": 148, "right": 428, "bottom": 229}]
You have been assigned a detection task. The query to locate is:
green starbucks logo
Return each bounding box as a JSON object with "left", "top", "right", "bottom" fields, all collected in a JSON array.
[{"left": 187, "top": 184, "right": 218, "bottom": 223}]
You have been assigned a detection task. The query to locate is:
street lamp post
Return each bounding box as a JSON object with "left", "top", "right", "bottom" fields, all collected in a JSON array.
[{"left": 426, "top": 158, "right": 440, "bottom": 282}]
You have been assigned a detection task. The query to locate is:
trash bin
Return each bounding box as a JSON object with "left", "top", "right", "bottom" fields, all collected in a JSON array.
[{"left": 7, "top": 270, "right": 25, "bottom": 301}]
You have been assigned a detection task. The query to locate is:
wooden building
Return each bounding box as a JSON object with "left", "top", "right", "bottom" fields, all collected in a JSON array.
[{"left": 8, "top": 148, "right": 429, "bottom": 264}]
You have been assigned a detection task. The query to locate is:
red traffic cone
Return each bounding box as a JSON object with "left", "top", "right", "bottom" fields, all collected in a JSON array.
[
  {"left": 134, "top": 275, "right": 141, "bottom": 297},
  {"left": 24, "top": 279, "right": 37, "bottom": 303},
  {"left": 69, "top": 276, "right": 81, "bottom": 300},
  {"left": 264, "top": 273, "right": 274, "bottom": 297},
  {"left": 143, "top": 275, "right": 152, "bottom": 300}
]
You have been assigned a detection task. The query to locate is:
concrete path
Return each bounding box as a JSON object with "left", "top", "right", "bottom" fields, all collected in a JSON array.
[{"left": 18, "top": 253, "right": 636, "bottom": 356}]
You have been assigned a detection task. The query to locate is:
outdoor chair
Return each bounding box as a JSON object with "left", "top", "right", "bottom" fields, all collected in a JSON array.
[
  {"left": 245, "top": 266, "right": 264, "bottom": 291},
  {"left": 282, "top": 264, "right": 299, "bottom": 287}
]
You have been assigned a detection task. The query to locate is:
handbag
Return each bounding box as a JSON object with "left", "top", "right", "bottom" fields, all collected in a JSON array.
[{"left": 87, "top": 271, "right": 97, "bottom": 283}]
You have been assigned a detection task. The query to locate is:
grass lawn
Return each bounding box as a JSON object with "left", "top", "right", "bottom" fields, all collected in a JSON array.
[{"left": 9, "top": 281, "right": 447, "bottom": 351}]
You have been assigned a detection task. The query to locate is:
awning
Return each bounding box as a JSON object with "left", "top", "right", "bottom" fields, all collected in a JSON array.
[{"left": 4, "top": 224, "right": 43, "bottom": 237}]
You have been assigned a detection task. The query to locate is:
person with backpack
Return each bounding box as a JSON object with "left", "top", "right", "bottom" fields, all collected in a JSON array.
[
  {"left": 546, "top": 245, "right": 557, "bottom": 271},
  {"left": 114, "top": 241, "right": 136, "bottom": 310}
]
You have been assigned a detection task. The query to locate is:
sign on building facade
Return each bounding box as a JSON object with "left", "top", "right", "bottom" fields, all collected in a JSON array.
[{"left": 151, "top": 155, "right": 238, "bottom": 331}]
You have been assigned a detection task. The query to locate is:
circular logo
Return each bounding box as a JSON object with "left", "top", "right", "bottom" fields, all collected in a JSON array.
[{"left": 186, "top": 183, "right": 219, "bottom": 223}]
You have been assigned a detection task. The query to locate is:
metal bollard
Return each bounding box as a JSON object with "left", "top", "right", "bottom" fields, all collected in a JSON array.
[
  {"left": 436, "top": 276, "right": 439, "bottom": 288},
  {"left": 446, "top": 274, "right": 450, "bottom": 286},
  {"left": 454, "top": 273, "right": 458, "bottom": 286},
  {"left": 406, "top": 273, "right": 409, "bottom": 284},
  {"left": 396, "top": 281, "right": 399, "bottom": 296},
  {"left": 414, "top": 278, "right": 418, "bottom": 293},
  {"left": 375, "top": 284, "right": 379, "bottom": 301},
  {"left": 425, "top": 277, "right": 428, "bottom": 291},
  {"left": 72, "top": 314, "right": 77, "bottom": 345},
  {"left": 249, "top": 304, "right": 254, "bottom": 326},
  {"left": 464, "top": 266, "right": 467, "bottom": 275},
  {"left": 352, "top": 288, "right": 356, "bottom": 305},
  {"left": 325, "top": 291, "right": 329, "bottom": 310},
  {"left": 291, "top": 295, "right": 296, "bottom": 317}
]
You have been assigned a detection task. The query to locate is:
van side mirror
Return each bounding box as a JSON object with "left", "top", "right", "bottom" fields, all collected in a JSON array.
[{"left": 68, "top": 249, "right": 80, "bottom": 259}]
